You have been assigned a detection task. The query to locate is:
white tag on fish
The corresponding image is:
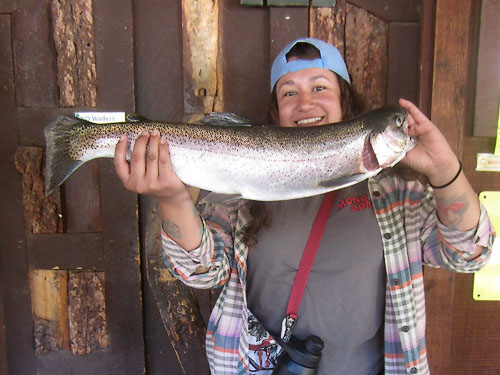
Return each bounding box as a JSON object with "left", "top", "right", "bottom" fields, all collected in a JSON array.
[{"left": 74, "top": 112, "right": 126, "bottom": 124}]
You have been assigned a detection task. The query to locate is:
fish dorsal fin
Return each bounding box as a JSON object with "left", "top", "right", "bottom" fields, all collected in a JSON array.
[{"left": 198, "top": 112, "right": 254, "bottom": 126}]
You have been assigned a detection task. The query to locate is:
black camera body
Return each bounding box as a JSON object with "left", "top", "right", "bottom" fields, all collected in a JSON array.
[{"left": 271, "top": 335, "right": 324, "bottom": 375}]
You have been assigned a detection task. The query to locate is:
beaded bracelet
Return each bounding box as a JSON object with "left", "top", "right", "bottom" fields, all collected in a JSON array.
[{"left": 429, "top": 161, "right": 462, "bottom": 189}]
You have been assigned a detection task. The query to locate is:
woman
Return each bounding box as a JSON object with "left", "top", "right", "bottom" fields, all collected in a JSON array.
[{"left": 114, "top": 38, "right": 494, "bottom": 374}]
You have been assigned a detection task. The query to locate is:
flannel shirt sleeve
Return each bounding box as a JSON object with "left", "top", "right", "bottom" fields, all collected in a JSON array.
[
  {"left": 421, "top": 193, "right": 495, "bottom": 272},
  {"left": 161, "top": 199, "right": 240, "bottom": 289}
]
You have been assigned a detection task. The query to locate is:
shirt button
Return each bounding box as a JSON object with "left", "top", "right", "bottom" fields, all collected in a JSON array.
[
  {"left": 391, "top": 279, "right": 400, "bottom": 286},
  {"left": 410, "top": 367, "right": 418, "bottom": 374},
  {"left": 401, "top": 325, "right": 410, "bottom": 332},
  {"left": 384, "top": 233, "right": 392, "bottom": 240},
  {"left": 373, "top": 191, "right": 381, "bottom": 197}
]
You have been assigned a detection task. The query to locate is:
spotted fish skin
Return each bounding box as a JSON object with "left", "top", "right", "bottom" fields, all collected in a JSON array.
[{"left": 44, "top": 106, "right": 415, "bottom": 200}]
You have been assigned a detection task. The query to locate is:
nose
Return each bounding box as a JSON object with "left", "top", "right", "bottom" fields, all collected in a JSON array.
[{"left": 297, "top": 92, "right": 315, "bottom": 111}]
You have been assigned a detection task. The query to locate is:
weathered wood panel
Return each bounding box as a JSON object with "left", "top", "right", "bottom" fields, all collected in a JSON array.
[
  {"left": 425, "top": 0, "right": 480, "bottom": 373},
  {"left": 449, "top": 273, "right": 500, "bottom": 374},
  {"left": 345, "top": 2, "right": 387, "bottom": 110},
  {"left": 68, "top": 271, "right": 108, "bottom": 355},
  {"left": 50, "top": 0, "right": 97, "bottom": 107},
  {"left": 387, "top": 22, "right": 419, "bottom": 105},
  {"left": 64, "top": 161, "right": 103, "bottom": 233},
  {"left": 145, "top": 209, "right": 208, "bottom": 374},
  {"left": 270, "top": 7, "right": 309, "bottom": 60},
  {"left": 14, "top": 147, "right": 63, "bottom": 233},
  {"left": 99, "top": 159, "right": 144, "bottom": 373},
  {"left": 219, "top": 0, "right": 269, "bottom": 121},
  {"left": 348, "top": 0, "right": 421, "bottom": 22},
  {"left": 0, "top": 13, "right": 38, "bottom": 375},
  {"left": 29, "top": 270, "right": 69, "bottom": 353},
  {"left": 473, "top": 0, "right": 500, "bottom": 138},
  {"left": 310, "top": 0, "right": 346, "bottom": 55},
  {"left": 182, "top": 0, "right": 219, "bottom": 116},
  {"left": 12, "top": 0, "right": 58, "bottom": 108},
  {"left": 27, "top": 232, "right": 105, "bottom": 270}
]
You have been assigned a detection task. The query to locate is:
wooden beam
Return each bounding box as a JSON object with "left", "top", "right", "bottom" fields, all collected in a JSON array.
[{"left": 425, "top": 0, "right": 477, "bottom": 373}]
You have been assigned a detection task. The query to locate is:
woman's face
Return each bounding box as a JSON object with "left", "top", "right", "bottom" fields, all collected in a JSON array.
[{"left": 275, "top": 67, "right": 342, "bottom": 127}]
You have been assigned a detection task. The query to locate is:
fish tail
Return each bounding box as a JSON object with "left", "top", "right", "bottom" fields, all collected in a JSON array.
[{"left": 44, "top": 116, "right": 85, "bottom": 197}]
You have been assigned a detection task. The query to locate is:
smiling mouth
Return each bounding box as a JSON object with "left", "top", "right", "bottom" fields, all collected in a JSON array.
[{"left": 296, "top": 117, "right": 323, "bottom": 126}]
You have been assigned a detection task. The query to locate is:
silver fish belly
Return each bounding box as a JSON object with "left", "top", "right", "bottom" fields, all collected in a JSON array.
[{"left": 44, "top": 106, "right": 415, "bottom": 200}]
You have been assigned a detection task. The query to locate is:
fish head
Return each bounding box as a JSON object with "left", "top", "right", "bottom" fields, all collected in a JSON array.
[{"left": 369, "top": 106, "right": 417, "bottom": 168}]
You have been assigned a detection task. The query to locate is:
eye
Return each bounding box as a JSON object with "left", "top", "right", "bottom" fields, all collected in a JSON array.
[
  {"left": 395, "top": 116, "right": 403, "bottom": 127},
  {"left": 283, "top": 91, "right": 296, "bottom": 97},
  {"left": 313, "top": 86, "right": 325, "bottom": 92}
]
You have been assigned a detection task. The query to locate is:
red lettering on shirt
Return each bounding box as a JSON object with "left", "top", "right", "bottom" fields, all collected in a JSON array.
[{"left": 337, "top": 194, "right": 372, "bottom": 212}]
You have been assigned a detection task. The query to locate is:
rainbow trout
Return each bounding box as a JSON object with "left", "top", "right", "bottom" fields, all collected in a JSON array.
[{"left": 44, "top": 106, "right": 416, "bottom": 200}]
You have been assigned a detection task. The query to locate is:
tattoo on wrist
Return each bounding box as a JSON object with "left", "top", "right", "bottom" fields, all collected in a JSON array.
[
  {"left": 436, "top": 194, "right": 469, "bottom": 229},
  {"left": 163, "top": 220, "right": 182, "bottom": 239}
]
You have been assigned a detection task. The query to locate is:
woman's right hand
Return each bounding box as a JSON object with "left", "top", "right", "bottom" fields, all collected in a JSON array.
[{"left": 114, "top": 130, "right": 190, "bottom": 202}]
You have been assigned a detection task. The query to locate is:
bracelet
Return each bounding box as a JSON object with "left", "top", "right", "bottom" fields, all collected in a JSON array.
[{"left": 429, "top": 161, "right": 462, "bottom": 189}]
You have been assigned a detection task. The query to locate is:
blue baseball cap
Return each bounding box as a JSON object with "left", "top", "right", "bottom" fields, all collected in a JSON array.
[{"left": 270, "top": 38, "right": 351, "bottom": 92}]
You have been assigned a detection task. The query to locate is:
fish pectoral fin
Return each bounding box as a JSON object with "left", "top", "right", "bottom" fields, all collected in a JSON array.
[
  {"left": 318, "top": 173, "right": 374, "bottom": 190},
  {"left": 198, "top": 192, "right": 243, "bottom": 204},
  {"left": 197, "top": 112, "right": 254, "bottom": 126}
]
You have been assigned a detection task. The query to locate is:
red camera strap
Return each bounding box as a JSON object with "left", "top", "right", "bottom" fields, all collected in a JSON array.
[{"left": 281, "top": 191, "right": 338, "bottom": 342}]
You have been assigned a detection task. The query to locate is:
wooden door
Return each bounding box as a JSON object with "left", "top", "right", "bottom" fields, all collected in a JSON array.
[{"left": 0, "top": 0, "right": 145, "bottom": 374}]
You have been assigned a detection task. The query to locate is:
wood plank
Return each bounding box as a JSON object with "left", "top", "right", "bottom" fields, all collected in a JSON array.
[
  {"left": 14, "top": 146, "right": 63, "bottom": 233},
  {"left": 450, "top": 273, "right": 500, "bottom": 369},
  {"left": 0, "top": 14, "right": 38, "bottom": 375},
  {"left": 145, "top": 206, "right": 208, "bottom": 375},
  {"left": 92, "top": 0, "right": 135, "bottom": 111},
  {"left": 0, "top": 279, "right": 8, "bottom": 375},
  {"left": 219, "top": 0, "right": 270, "bottom": 122},
  {"left": 181, "top": 0, "right": 219, "bottom": 116},
  {"left": 473, "top": 0, "right": 500, "bottom": 137},
  {"left": 27, "top": 232, "right": 104, "bottom": 270},
  {"left": 29, "top": 270, "right": 69, "bottom": 353},
  {"left": 133, "top": 0, "right": 184, "bottom": 122},
  {"left": 418, "top": 0, "right": 436, "bottom": 117},
  {"left": 12, "top": 0, "right": 58, "bottom": 107},
  {"left": 309, "top": 0, "right": 346, "bottom": 56},
  {"left": 345, "top": 2, "right": 386, "bottom": 110},
  {"left": 347, "top": 0, "right": 421, "bottom": 22},
  {"left": 0, "top": 0, "right": 18, "bottom": 13},
  {"left": 99, "top": 159, "right": 145, "bottom": 373},
  {"left": 50, "top": 0, "right": 97, "bottom": 107},
  {"left": 68, "top": 271, "right": 108, "bottom": 354},
  {"left": 387, "top": 22, "right": 419, "bottom": 105},
  {"left": 64, "top": 160, "right": 103, "bottom": 233},
  {"left": 269, "top": 7, "right": 309, "bottom": 62},
  {"left": 426, "top": 0, "right": 478, "bottom": 373}
]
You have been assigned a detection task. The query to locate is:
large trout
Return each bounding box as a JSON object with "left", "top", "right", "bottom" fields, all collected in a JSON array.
[{"left": 44, "top": 106, "right": 416, "bottom": 200}]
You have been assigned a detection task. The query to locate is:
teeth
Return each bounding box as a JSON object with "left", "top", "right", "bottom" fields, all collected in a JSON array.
[{"left": 297, "top": 117, "right": 322, "bottom": 125}]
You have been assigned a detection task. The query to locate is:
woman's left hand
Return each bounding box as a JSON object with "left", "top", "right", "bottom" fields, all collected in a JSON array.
[{"left": 398, "top": 98, "right": 460, "bottom": 186}]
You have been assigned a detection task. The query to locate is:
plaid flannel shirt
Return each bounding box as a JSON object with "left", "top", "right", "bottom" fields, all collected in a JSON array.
[{"left": 162, "top": 173, "right": 495, "bottom": 375}]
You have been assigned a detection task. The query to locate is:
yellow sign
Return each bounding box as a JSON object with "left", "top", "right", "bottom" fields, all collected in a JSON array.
[{"left": 473, "top": 191, "right": 500, "bottom": 301}]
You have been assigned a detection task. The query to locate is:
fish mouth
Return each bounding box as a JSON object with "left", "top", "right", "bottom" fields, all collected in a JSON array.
[{"left": 296, "top": 116, "right": 324, "bottom": 126}]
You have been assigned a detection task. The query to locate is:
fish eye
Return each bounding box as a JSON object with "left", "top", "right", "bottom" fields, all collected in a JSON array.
[{"left": 395, "top": 116, "right": 403, "bottom": 127}]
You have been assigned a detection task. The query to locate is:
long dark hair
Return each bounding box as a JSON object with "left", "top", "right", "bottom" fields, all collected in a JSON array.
[{"left": 242, "top": 42, "right": 363, "bottom": 248}]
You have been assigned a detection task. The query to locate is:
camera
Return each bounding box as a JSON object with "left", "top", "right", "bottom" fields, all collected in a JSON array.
[{"left": 271, "top": 334, "right": 324, "bottom": 375}]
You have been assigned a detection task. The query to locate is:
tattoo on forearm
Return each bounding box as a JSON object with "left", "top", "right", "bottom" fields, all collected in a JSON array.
[
  {"left": 163, "top": 220, "right": 182, "bottom": 239},
  {"left": 436, "top": 194, "right": 469, "bottom": 229}
]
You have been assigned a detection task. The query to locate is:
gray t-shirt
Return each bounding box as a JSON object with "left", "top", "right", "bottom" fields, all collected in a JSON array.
[{"left": 247, "top": 181, "right": 385, "bottom": 375}]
